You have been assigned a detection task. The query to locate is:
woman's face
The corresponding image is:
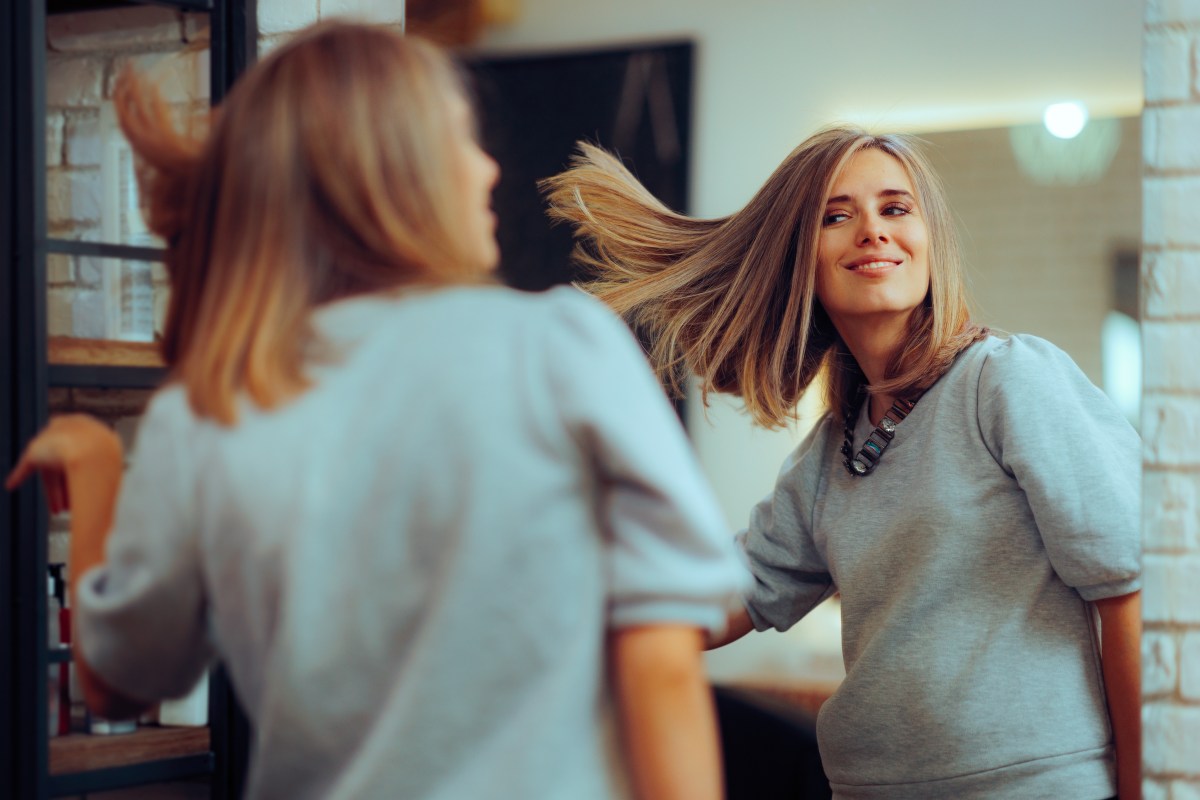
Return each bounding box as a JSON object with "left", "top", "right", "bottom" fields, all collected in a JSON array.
[
  {"left": 814, "top": 148, "right": 931, "bottom": 334},
  {"left": 448, "top": 94, "right": 501, "bottom": 272}
]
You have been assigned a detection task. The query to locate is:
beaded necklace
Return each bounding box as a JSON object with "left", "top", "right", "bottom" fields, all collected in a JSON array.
[{"left": 840, "top": 393, "right": 919, "bottom": 477}]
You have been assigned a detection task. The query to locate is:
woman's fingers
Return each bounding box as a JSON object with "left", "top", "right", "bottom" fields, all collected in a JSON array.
[
  {"left": 5, "top": 436, "right": 70, "bottom": 514},
  {"left": 4, "top": 463, "right": 27, "bottom": 491},
  {"left": 5, "top": 428, "right": 70, "bottom": 494},
  {"left": 6, "top": 417, "right": 116, "bottom": 513},
  {"left": 4, "top": 441, "right": 46, "bottom": 491}
]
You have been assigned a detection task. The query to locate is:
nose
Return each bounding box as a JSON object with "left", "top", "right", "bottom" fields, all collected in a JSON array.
[{"left": 857, "top": 214, "right": 888, "bottom": 245}]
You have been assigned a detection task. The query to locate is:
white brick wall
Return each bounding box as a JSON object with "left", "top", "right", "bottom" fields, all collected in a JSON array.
[
  {"left": 63, "top": 112, "right": 100, "bottom": 168},
  {"left": 1183, "top": 632, "right": 1200, "bottom": 699},
  {"left": 45, "top": 8, "right": 207, "bottom": 337},
  {"left": 1145, "top": 29, "right": 1192, "bottom": 103},
  {"left": 1148, "top": 0, "right": 1200, "bottom": 25},
  {"left": 1144, "top": 2, "right": 1200, "bottom": 794},
  {"left": 40, "top": 1, "right": 407, "bottom": 339},
  {"left": 1145, "top": 705, "right": 1200, "bottom": 773},
  {"left": 256, "top": 0, "right": 405, "bottom": 50},
  {"left": 46, "top": 254, "right": 73, "bottom": 285},
  {"left": 1145, "top": 251, "right": 1200, "bottom": 317},
  {"left": 319, "top": 0, "right": 407, "bottom": 25},
  {"left": 1144, "top": 176, "right": 1200, "bottom": 248},
  {"left": 1146, "top": 631, "right": 1179, "bottom": 696},
  {"left": 1144, "top": 105, "right": 1200, "bottom": 169},
  {"left": 46, "top": 113, "right": 63, "bottom": 167},
  {"left": 1145, "top": 395, "right": 1200, "bottom": 467},
  {"left": 257, "top": 0, "right": 319, "bottom": 36},
  {"left": 47, "top": 7, "right": 185, "bottom": 52},
  {"left": 45, "top": 56, "right": 104, "bottom": 108},
  {"left": 108, "top": 49, "right": 210, "bottom": 105},
  {"left": 46, "top": 170, "right": 100, "bottom": 226},
  {"left": 1144, "top": 472, "right": 1200, "bottom": 552},
  {"left": 1144, "top": 321, "right": 1200, "bottom": 392},
  {"left": 1144, "top": 556, "right": 1200, "bottom": 624}
]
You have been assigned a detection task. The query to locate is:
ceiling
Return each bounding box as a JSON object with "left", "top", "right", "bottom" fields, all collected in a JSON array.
[{"left": 476, "top": 0, "right": 1144, "bottom": 133}]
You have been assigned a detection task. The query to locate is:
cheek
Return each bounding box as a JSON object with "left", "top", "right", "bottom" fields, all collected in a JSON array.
[
  {"left": 813, "top": 250, "right": 828, "bottom": 285},
  {"left": 813, "top": 266, "right": 833, "bottom": 309},
  {"left": 815, "top": 234, "right": 837, "bottom": 276}
]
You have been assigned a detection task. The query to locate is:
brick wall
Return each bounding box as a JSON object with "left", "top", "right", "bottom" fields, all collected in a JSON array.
[
  {"left": 257, "top": 0, "right": 405, "bottom": 51},
  {"left": 45, "top": 6, "right": 209, "bottom": 341},
  {"left": 1143, "top": 0, "right": 1200, "bottom": 796},
  {"left": 45, "top": 1, "right": 406, "bottom": 343}
]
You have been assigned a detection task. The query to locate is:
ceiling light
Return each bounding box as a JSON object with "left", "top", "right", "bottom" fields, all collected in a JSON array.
[
  {"left": 1009, "top": 116, "right": 1121, "bottom": 186},
  {"left": 1043, "top": 102, "right": 1088, "bottom": 139}
]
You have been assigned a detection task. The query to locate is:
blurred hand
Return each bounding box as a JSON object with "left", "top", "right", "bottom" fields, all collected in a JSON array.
[{"left": 5, "top": 415, "right": 122, "bottom": 515}]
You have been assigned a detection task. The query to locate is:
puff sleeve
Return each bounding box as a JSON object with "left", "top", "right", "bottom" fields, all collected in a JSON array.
[
  {"left": 75, "top": 390, "right": 215, "bottom": 703},
  {"left": 544, "top": 287, "right": 750, "bottom": 634},
  {"left": 737, "top": 423, "right": 837, "bottom": 632},
  {"left": 977, "top": 335, "right": 1140, "bottom": 601}
]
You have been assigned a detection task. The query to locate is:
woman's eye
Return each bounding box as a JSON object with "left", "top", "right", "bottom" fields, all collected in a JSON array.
[
  {"left": 823, "top": 212, "right": 849, "bottom": 226},
  {"left": 882, "top": 204, "right": 910, "bottom": 217}
]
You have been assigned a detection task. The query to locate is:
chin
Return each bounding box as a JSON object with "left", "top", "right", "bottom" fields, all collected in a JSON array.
[{"left": 479, "top": 253, "right": 501, "bottom": 275}]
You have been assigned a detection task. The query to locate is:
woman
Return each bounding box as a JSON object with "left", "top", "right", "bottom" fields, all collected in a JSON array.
[
  {"left": 7, "top": 23, "right": 748, "bottom": 800},
  {"left": 544, "top": 129, "right": 1141, "bottom": 799}
]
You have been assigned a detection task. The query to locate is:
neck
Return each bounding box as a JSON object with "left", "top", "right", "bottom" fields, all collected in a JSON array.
[{"left": 831, "top": 312, "right": 912, "bottom": 425}]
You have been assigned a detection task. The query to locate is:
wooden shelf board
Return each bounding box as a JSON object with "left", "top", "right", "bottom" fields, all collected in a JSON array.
[
  {"left": 50, "top": 726, "right": 210, "bottom": 776},
  {"left": 48, "top": 336, "right": 165, "bottom": 369},
  {"left": 720, "top": 679, "right": 840, "bottom": 721}
]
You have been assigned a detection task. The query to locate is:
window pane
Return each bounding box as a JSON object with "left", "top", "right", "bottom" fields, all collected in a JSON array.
[
  {"left": 46, "top": 6, "right": 210, "bottom": 246},
  {"left": 47, "top": 255, "right": 169, "bottom": 358}
]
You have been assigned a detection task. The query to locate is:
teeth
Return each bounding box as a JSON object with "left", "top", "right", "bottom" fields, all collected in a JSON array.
[{"left": 852, "top": 261, "right": 897, "bottom": 271}]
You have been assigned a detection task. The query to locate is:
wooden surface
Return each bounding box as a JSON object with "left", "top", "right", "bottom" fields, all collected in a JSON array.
[
  {"left": 721, "top": 680, "right": 840, "bottom": 721},
  {"left": 49, "top": 726, "right": 210, "bottom": 775},
  {"left": 49, "top": 386, "right": 156, "bottom": 417},
  {"left": 48, "top": 336, "right": 164, "bottom": 368}
]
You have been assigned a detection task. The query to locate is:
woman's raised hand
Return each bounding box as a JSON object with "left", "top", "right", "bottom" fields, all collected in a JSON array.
[{"left": 5, "top": 415, "right": 123, "bottom": 515}]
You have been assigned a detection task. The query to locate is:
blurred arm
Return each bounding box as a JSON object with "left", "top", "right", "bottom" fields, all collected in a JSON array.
[
  {"left": 610, "top": 625, "right": 724, "bottom": 800},
  {"left": 705, "top": 605, "right": 754, "bottom": 650},
  {"left": 6, "top": 415, "right": 150, "bottom": 720},
  {"left": 1095, "top": 590, "right": 1141, "bottom": 800}
]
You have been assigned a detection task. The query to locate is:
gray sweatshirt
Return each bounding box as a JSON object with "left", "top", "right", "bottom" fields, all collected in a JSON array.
[
  {"left": 76, "top": 286, "right": 749, "bottom": 800},
  {"left": 740, "top": 334, "right": 1140, "bottom": 800}
]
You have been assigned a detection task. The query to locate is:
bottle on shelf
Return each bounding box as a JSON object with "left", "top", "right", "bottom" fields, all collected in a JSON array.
[
  {"left": 48, "top": 562, "right": 72, "bottom": 736},
  {"left": 47, "top": 570, "right": 60, "bottom": 739},
  {"left": 159, "top": 673, "right": 209, "bottom": 727}
]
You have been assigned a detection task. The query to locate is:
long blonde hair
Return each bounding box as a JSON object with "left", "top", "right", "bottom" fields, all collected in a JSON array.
[
  {"left": 115, "top": 23, "right": 491, "bottom": 424},
  {"left": 542, "top": 128, "right": 986, "bottom": 428}
]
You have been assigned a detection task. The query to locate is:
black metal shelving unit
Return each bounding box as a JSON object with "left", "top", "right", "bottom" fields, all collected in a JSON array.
[{"left": 3, "top": 1, "right": 256, "bottom": 797}]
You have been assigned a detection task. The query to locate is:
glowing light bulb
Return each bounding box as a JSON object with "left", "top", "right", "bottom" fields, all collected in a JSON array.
[{"left": 1043, "top": 102, "right": 1088, "bottom": 139}]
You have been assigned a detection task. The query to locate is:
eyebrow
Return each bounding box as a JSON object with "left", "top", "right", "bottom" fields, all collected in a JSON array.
[{"left": 825, "top": 189, "right": 915, "bottom": 205}]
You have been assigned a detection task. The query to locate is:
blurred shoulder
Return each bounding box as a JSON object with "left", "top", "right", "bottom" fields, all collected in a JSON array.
[
  {"left": 412, "top": 283, "right": 620, "bottom": 327},
  {"left": 139, "top": 384, "right": 196, "bottom": 431},
  {"left": 456, "top": 284, "right": 636, "bottom": 346}
]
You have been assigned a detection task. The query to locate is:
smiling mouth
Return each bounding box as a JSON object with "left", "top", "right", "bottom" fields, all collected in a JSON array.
[{"left": 846, "top": 260, "right": 901, "bottom": 272}]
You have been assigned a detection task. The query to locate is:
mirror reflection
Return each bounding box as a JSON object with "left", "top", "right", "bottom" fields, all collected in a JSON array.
[
  {"left": 44, "top": 5, "right": 209, "bottom": 347},
  {"left": 462, "top": 2, "right": 1143, "bottom": 788}
]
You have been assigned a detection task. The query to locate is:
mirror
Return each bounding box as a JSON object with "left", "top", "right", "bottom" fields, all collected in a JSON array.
[
  {"left": 470, "top": 0, "right": 1143, "bottom": 700},
  {"left": 45, "top": 5, "right": 210, "bottom": 360}
]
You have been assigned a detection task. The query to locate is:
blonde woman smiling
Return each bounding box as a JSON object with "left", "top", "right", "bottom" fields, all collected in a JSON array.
[{"left": 545, "top": 129, "right": 1141, "bottom": 800}]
